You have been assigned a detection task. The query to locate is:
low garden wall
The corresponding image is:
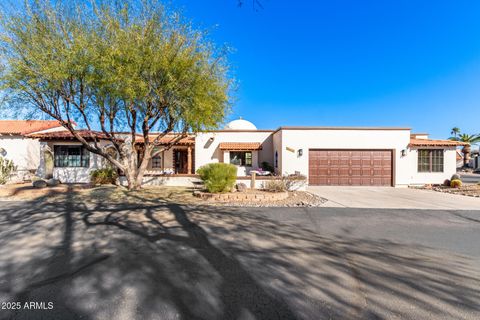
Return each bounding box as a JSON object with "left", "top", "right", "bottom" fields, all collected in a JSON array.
[{"left": 195, "top": 191, "right": 289, "bottom": 202}]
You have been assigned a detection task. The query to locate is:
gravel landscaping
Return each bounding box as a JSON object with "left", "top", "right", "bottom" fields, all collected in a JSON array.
[
  {"left": 413, "top": 184, "right": 480, "bottom": 198},
  {"left": 203, "top": 190, "right": 327, "bottom": 207},
  {"left": 0, "top": 183, "right": 327, "bottom": 207}
]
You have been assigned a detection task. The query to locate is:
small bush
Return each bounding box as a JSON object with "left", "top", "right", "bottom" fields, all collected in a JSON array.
[
  {"left": 261, "top": 161, "right": 274, "bottom": 173},
  {"left": 90, "top": 168, "right": 118, "bottom": 185},
  {"left": 0, "top": 156, "right": 16, "bottom": 184},
  {"left": 197, "top": 163, "right": 237, "bottom": 193},
  {"left": 263, "top": 174, "right": 307, "bottom": 192},
  {"left": 263, "top": 179, "right": 287, "bottom": 192},
  {"left": 450, "top": 179, "right": 462, "bottom": 188},
  {"left": 443, "top": 179, "right": 451, "bottom": 187}
]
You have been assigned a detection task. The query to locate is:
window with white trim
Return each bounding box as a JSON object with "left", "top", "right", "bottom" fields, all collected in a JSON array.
[
  {"left": 418, "top": 149, "right": 443, "bottom": 172},
  {"left": 54, "top": 145, "right": 90, "bottom": 167},
  {"left": 230, "top": 151, "right": 252, "bottom": 166}
]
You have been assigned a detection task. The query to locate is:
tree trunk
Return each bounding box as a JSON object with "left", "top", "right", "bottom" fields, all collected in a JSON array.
[{"left": 135, "top": 152, "right": 151, "bottom": 188}]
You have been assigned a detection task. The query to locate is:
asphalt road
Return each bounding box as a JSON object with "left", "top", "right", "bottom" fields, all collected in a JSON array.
[{"left": 0, "top": 200, "right": 479, "bottom": 320}]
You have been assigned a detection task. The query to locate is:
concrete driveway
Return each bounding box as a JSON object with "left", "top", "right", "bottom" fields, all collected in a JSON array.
[
  {"left": 308, "top": 186, "right": 480, "bottom": 209},
  {"left": 0, "top": 200, "right": 479, "bottom": 319}
]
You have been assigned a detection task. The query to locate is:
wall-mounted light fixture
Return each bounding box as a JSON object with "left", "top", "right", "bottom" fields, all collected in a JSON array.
[
  {"left": 401, "top": 149, "right": 406, "bottom": 157},
  {"left": 297, "top": 149, "right": 303, "bottom": 157}
]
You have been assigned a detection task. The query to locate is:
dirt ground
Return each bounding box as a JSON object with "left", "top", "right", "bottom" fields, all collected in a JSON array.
[{"left": 0, "top": 183, "right": 325, "bottom": 206}]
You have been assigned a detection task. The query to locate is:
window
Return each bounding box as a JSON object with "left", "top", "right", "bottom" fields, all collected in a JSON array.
[
  {"left": 230, "top": 151, "right": 252, "bottom": 166},
  {"left": 418, "top": 149, "right": 443, "bottom": 172},
  {"left": 152, "top": 155, "right": 162, "bottom": 168},
  {"left": 54, "top": 145, "right": 90, "bottom": 167}
]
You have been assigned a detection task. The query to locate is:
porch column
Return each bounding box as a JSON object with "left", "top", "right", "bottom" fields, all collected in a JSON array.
[{"left": 187, "top": 146, "right": 192, "bottom": 174}]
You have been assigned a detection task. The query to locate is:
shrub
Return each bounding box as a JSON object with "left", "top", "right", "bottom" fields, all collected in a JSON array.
[
  {"left": 443, "top": 179, "right": 451, "bottom": 187},
  {"left": 197, "top": 163, "right": 237, "bottom": 193},
  {"left": 90, "top": 168, "right": 118, "bottom": 185},
  {"left": 0, "top": 156, "right": 16, "bottom": 184},
  {"left": 450, "top": 179, "right": 462, "bottom": 188},
  {"left": 263, "top": 179, "right": 287, "bottom": 192},
  {"left": 263, "top": 174, "right": 307, "bottom": 192},
  {"left": 261, "top": 161, "right": 274, "bottom": 173}
]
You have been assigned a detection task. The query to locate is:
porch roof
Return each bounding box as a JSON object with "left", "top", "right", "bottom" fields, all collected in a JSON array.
[
  {"left": 28, "top": 130, "right": 111, "bottom": 140},
  {"left": 219, "top": 142, "right": 262, "bottom": 151},
  {"left": 409, "top": 138, "right": 469, "bottom": 147},
  {"left": 135, "top": 134, "right": 195, "bottom": 145}
]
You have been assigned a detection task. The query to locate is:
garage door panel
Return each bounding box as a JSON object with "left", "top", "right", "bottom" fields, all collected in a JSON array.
[{"left": 309, "top": 150, "right": 392, "bottom": 186}]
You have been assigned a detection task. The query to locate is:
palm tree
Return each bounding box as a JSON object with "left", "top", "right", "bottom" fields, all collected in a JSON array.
[
  {"left": 450, "top": 127, "right": 460, "bottom": 139},
  {"left": 451, "top": 134, "right": 480, "bottom": 167}
]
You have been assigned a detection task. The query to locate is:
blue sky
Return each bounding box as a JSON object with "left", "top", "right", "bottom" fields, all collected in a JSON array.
[{"left": 175, "top": 0, "right": 480, "bottom": 138}]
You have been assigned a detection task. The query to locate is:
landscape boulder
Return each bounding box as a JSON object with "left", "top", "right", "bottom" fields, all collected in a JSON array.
[
  {"left": 235, "top": 183, "right": 247, "bottom": 192},
  {"left": 46, "top": 178, "right": 60, "bottom": 187},
  {"left": 32, "top": 179, "right": 47, "bottom": 188}
]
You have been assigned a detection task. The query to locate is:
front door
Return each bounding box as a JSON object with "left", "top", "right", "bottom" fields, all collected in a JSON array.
[{"left": 174, "top": 149, "right": 188, "bottom": 174}]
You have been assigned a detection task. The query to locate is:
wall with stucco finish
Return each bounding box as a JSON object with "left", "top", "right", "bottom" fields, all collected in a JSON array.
[{"left": 195, "top": 131, "right": 274, "bottom": 176}]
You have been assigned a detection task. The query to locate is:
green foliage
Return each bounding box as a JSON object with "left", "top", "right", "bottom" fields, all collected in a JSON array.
[
  {"left": 0, "top": 0, "right": 234, "bottom": 189},
  {"left": 0, "top": 156, "right": 16, "bottom": 184},
  {"left": 197, "top": 163, "right": 237, "bottom": 193},
  {"left": 90, "top": 168, "right": 118, "bottom": 185},
  {"left": 261, "top": 161, "right": 274, "bottom": 172},
  {"left": 450, "top": 179, "right": 462, "bottom": 188}
]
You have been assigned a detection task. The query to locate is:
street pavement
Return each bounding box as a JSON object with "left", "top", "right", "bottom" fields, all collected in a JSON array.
[{"left": 0, "top": 200, "right": 479, "bottom": 319}]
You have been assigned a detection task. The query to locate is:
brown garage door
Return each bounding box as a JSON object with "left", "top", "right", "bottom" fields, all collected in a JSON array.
[{"left": 309, "top": 150, "right": 393, "bottom": 186}]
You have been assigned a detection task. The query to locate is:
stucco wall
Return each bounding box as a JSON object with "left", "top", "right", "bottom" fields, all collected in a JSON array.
[
  {"left": 41, "top": 141, "right": 108, "bottom": 183},
  {"left": 407, "top": 147, "right": 457, "bottom": 185},
  {"left": 277, "top": 128, "right": 412, "bottom": 186},
  {"left": 272, "top": 130, "right": 282, "bottom": 175},
  {"left": 194, "top": 131, "right": 274, "bottom": 175},
  {"left": 0, "top": 136, "right": 41, "bottom": 172}
]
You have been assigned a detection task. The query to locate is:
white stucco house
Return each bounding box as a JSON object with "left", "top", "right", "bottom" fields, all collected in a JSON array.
[
  {"left": 0, "top": 120, "right": 68, "bottom": 180},
  {"left": 1, "top": 119, "right": 467, "bottom": 187}
]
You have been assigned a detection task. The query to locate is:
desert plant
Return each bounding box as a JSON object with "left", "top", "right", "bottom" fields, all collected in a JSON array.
[
  {"left": 0, "top": 156, "right": 16, "bottom": 184},
  {"left": 261, "top": 161, "right": 274, "bottom": 173},
  {"left": 443, "top": 179, "right": 451, "bottom": 187},
  {"left": 263, "top": 179, "right": 287, "bottom": 192},
  {"left": 197, "top": 163, "right": 237, "bottom": 193},
  {"left": 450, "top": 179, "right": 462, "bottom": 188},
  {"left": 451, "top": 174, "right": 461, "bottom": 181},
  {"left": 263, "top": 174, "right": 307, "bottom": 192},
  {"left": 90, "top": 168, "right": 118, "bottom": 185}
]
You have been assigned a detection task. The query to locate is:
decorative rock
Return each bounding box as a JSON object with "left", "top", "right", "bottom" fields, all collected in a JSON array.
[
  {"left": 46, "top": 178, "right": 60, "bottom": 186},
  {"left": 32, "top": 180, "right": 47, "bottom": 188},
  {"left": 235, "top": 183, "right": 247, "bottom": 192}
]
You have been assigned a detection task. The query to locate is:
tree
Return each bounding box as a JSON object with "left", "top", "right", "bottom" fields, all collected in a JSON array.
[
  {"left": 450, "top": 127, "right": 460, "bottom": 139},
  {"left": 0, "top": 0, "right": 233, "bottom": 189},
  {"left": 450, "top": 133, "right": 480, "bottom": 167}
]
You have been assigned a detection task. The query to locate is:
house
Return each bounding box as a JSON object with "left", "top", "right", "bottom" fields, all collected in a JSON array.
[
  {"left": 1, "top": 119, "right": 467, "bottom": 187},
  {"left": 0, "top": 120, "right": 68, "bottom": 181}
]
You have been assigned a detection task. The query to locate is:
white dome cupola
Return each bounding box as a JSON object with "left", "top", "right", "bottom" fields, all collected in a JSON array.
[{"left": 224, "top": 117, "right": 257, "bottom": 130}]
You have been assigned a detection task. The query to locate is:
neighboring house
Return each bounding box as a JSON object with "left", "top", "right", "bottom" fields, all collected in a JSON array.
[
  {"left": 0, "top": 120, "right": 67, "bottom": 180},
  {"left": 470, "top": 151, "right": 479, "bottom": 169},
  {"left": 3, "top": 118, "right": 467, "bottom": 187}
]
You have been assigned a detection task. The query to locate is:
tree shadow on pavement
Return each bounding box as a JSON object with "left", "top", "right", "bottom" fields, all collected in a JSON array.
[{"left": 0, "top": 193, "right": 479, "bottom": 319}]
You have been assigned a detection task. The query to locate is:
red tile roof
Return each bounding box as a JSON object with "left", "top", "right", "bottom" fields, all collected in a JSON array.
[
  {"left": 409, "top": 138, "right": 468, "bottom": 147},
  {"left": 0, "top": 120, "right": 63, "bottom": 135},
  {"left": 28, "top": 130, "right": 111, "bottom": 140},
  {"left": 219, "top": 142, "right": 262, "bottom": 150},
  {"left": 135, "top": 134, "right": 195, "bottom": 145}
]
